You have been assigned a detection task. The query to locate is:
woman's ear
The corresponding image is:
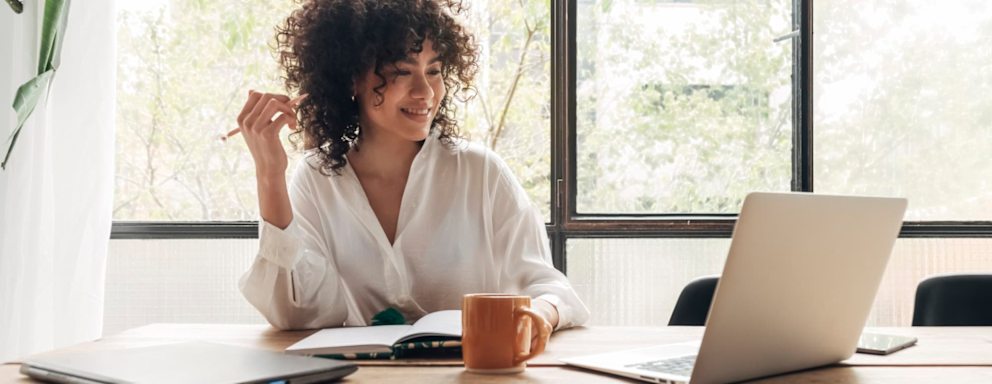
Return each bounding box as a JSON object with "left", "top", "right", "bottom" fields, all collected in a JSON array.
[{"left": 352, "top": 67, "right": 372, "bottom": 97}]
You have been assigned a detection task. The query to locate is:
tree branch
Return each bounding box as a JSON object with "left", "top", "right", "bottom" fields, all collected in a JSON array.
[{"left": 489, "top": 19, "right": 537, "bottom": 149}]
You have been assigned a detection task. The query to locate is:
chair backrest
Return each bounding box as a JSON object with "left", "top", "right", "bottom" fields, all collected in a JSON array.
[
  {"left": 912, "top": 274, "right": 992, "bottom": 326},
  {"left": 669, "top": 275, "right": 720, "bottom": 326}
]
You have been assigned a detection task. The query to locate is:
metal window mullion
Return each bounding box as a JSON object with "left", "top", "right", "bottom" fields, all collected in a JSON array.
[
  {"left": 793, "top": 0, "right": 813, "bottom": 192},
  {"left": 550, "top": 0, "right": 576, "bottom": 272}
]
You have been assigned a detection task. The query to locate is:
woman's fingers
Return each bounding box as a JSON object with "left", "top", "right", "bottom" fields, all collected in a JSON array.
[
  {"left": 242, "top": 92, "right": 270, "bottom": 134},
  {"left": 237, "top": 91, "right": 263, "bottom": 128},
  {"left": 288, "top": 93, "right": 309, "bottom": 107},
  {"left": 231, "top": 91, "right": 307, "bottom": 142},
  {"left": 530, "top": 320, "right": 552, "bottom": 351},
  {"left": 245, "top": 93, "right": 292, "bottom": 133},
  {"left": 266, "top": 113, "right": 298, "bottom": 136},
  {"left": 253, "top": 97, "right": 296, "bottom": 132},
  {"left": 247, "top": 93, "right": 291, "bottom": 131}
]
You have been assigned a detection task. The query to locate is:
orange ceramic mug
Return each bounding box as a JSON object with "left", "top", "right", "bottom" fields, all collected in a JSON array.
[{"left": 462, "top": 294, "right": 551, "bottom": 374}]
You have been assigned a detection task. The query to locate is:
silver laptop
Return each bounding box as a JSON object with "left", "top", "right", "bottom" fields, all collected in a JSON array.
[
  {"left": 562, "top": 192, "right": 907, "bottom": 384},
  {"left": 20, "top": 341, "right": 357, "bottom": 384}
]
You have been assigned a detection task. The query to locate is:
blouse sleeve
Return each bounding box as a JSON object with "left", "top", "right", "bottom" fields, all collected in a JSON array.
[
  {"left": 488, "top": 154, "right": 591, "bottom": 330},
  {"left": 238, "top": 161, "right": 351, "bottom": 330}
]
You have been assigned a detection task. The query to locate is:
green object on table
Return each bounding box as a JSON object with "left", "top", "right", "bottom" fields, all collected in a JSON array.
[{"left": 370, "top": 307, "right": 406, "bottom": 326}]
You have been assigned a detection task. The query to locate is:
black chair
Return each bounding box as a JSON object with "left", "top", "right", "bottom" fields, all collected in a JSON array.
[
  {"left": 668, "top": 275, "right": 719, "bottom": 326},
  {"left": 912, "top": 274, "right": 992, "bottom": 326}
]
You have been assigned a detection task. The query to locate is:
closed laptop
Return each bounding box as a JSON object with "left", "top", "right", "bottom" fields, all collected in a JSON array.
[{"left": 20, "top": 341, "right": 357, "bottom": 384}]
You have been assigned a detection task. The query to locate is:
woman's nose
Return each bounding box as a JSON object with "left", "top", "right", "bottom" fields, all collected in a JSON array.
[{"left": 410, "top": 73, "right": 435, "bottom": 100}]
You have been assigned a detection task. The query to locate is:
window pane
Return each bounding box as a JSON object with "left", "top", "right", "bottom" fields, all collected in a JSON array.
[
  {"left": 458, "top": 0, "right": 552, "bottom": 221},
  {"left": 114, "top": 1, "right": 296, "bottom": 220},
  {"left": 576, "top": 0, "right": 794, "bottom": 214},
  {"left": 813, "top": 1, "right": 992, "bottom": 220},
  {"left": 114, "top": 0, "right": 551, "bottom": 221},
  {"left": 567, "top": 237, "right": 992, "bottom": 327}
]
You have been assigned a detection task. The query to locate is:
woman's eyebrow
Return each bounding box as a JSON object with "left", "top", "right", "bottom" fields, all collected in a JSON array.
[{"left": 399, "top": 55, "right": 443, "bottom": 65}]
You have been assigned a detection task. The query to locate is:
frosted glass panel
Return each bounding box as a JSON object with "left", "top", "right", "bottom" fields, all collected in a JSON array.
[
  {"left": 103, "top": 239, "right": 266, "bottom": 335},
  {"left": 104, "top": 237, "right": 992, "bottom": 335},
  {"left": 566, "top": 238, "right": 730, "bottom": 326},
  {"left": 567, "top": 238, "right": 992, "bottom": 327},
  {"left": 869, "top": 238, "right": 992, "bottom": 326}
]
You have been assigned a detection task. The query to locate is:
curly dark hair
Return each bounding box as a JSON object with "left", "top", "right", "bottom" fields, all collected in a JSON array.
[{"left": 275, "top": 0, "right": 478, "bottom": 175}]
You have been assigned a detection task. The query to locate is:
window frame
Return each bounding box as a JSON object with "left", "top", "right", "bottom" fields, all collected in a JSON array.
[{"left": 112, "top": 0, "right": 992, "bottom": 273}]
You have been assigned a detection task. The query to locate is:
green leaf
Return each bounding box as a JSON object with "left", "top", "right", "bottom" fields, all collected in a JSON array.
[
  {"left": 39, "top": 0, "right": 71, "bottom": 73},
  {"left": 12, "top": 70, "right": 54, "bottom": 128},
  {"left": 3, "top": 70, "right": 54, "bottom": 169},
  {"left": 6, "top": 0, "right": 24, "bottom": 14},
  {"left": 3, "top": 0, "right": 71, "bottom": 169}
]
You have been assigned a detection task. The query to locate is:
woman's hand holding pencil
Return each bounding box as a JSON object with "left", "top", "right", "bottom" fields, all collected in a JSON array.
[
  {"left": 234, "top": 90, "right": 309, "bottom": 180},
  {"left": 225, "top": 92, "right": 308, "bottom": 142}
]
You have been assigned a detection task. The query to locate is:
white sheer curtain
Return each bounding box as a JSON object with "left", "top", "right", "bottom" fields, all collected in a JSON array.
[{"left": 0, "top": 1, "right": 116, "bottom": 363}]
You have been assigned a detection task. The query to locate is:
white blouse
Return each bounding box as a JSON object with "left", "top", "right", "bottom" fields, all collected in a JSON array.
[{"left": 239, "top": 135, "right": 590, "bottom": 330}]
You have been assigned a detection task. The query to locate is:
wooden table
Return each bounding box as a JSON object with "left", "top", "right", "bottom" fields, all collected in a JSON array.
[{"left": 4, "top": 325, "right": 992, "bottom": 383}]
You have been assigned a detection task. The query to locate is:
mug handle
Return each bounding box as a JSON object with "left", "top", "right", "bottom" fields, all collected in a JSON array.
[{"left": 513, "top": 307, "right": 551, "bottom": 366}]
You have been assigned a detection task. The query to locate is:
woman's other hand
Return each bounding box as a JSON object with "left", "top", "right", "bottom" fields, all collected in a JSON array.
[{"left": 530, "top": 298, "right": 558, "bottom": 351}]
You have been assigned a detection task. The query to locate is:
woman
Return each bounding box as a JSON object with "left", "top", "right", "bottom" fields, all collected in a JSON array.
[{"left": 237, "top": 0, "right": 589, "bottom": 343}]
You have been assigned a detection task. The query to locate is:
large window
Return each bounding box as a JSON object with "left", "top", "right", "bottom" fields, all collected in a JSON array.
[
  {"left": 115, "top": 0, "right": 552, "bottom": 221},
  {"left": 813, "top": 0, "right": 992, "bottom": 221},
  {"left": 109, "top": 0, "right": 992, "bottom": 331}
]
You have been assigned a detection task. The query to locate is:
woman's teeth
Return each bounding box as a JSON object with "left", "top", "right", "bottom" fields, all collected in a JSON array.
[{"left": 402, "top": 108, "right": 430, "bottom": 115}]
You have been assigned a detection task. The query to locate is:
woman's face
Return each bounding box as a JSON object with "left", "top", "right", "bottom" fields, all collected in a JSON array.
[{"left": 355, "top": 39, "right": 446, "bottom": 143}]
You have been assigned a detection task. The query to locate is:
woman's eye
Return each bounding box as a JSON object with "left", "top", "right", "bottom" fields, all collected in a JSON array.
[
  {"left": 394, "top": 70, "right": 411, "bottom": 76},
  {"left": 428, "top": 69, "right": 442, "bottom": 76}
]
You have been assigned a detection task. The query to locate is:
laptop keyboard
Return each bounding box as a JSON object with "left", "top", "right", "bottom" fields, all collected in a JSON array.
[{"left": 626, "top": 354, "right": 696, "bottom": 377}]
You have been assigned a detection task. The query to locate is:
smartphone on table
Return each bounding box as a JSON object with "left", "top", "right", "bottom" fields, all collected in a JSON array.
[{"left": 856, "top": 333, "right": 918, "bottom": 355}]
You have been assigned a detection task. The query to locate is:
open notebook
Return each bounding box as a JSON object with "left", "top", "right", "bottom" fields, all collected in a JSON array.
[{"left": 286, "top": 310, "right": 462, "bottom": 358}]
